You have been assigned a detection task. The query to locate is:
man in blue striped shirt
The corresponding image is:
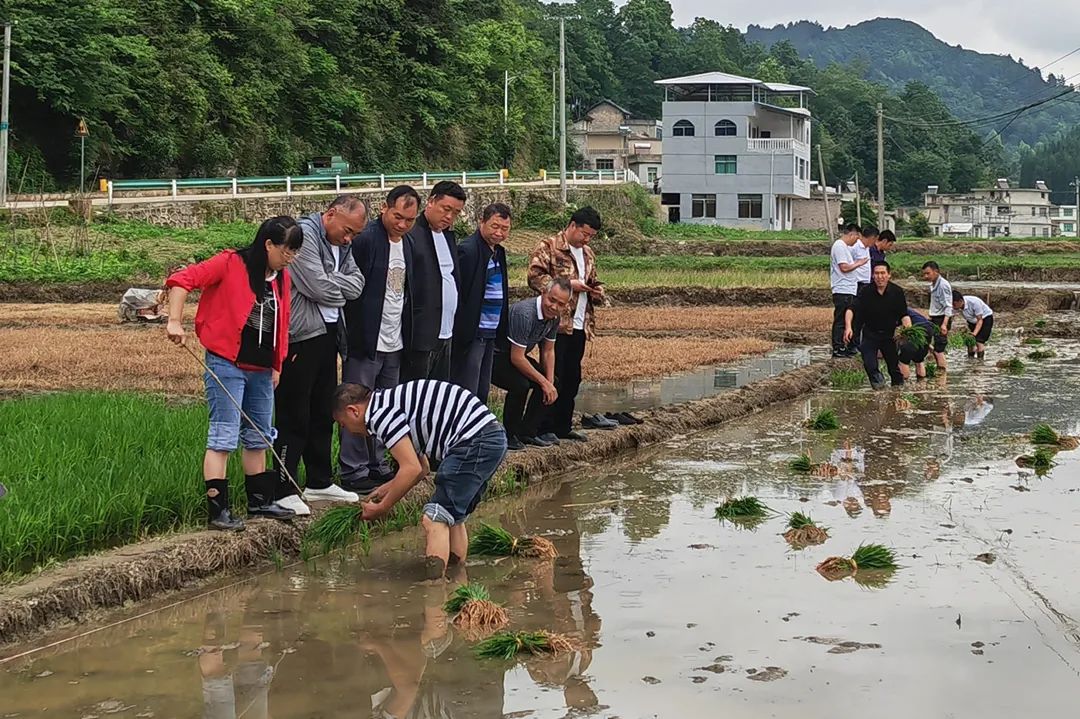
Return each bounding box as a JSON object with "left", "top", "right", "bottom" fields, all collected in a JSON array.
[{"left": 332, "top": 380, "right": 508, "bottom": 579}]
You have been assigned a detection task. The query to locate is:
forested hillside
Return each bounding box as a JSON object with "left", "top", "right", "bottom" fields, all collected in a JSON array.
[{"left": 5, "top": 1, "right": 1014, "bottom": 204}]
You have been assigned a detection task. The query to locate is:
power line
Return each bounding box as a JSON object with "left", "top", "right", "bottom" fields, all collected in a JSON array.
[{"left": 884, "top": 87, "right": 1075, "bottom": 129}]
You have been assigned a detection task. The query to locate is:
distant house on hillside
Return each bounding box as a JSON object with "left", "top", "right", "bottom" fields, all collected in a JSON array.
[
  {"left": 654, "top": 71, "right": 813, "bottom": 229},
  {"left": 568, "top": 100, "right": 662, "bottom": 188},
  {"left": 920, "top": 180, "right": 1057, "bottom": 238}
]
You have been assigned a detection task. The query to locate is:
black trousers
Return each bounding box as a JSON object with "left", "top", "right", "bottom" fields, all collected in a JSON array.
[
  {"left": 968, "top": 315, "right": 994, "bottom": 343},
  {"left": 273, "top": 326, "right": 337, "bottom": 493},
  {"left": 491, "top": 352, "right": 548, "bottom": 439},
  {"left": 831, "top": 293, "right": 857, "bottom": 353},
  {"left": 542, "top": 329, "right": 586, "bottom": 436},
  {"left": 860, "top": 329, "right": 903, "bottom": 387},
  {"left": 400, "top": 338, "right": 452, "bottom": 382},
  {"left": 851, "top": 282, "right": 870, "bottom": 347}
]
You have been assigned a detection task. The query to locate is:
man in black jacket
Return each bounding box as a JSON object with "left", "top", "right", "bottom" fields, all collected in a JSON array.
[
  {"left": 844, "top": 261, "right": 911, "bottom": 389},
  {"left": 401, "top": 181, "right": 466, "bottom": 382},
  {"left": 340, "top": 185, "right": 419, "bottom": 493},
  {"left": 451, "top": 203, "right": 511, "bottom": 403}
]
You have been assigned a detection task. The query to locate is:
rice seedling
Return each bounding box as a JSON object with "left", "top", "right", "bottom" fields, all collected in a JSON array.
[
  {"left": 1028, "top": 349, "right": 1056, "bottom": 360},
  {"left": 897, "top": 325, "right": 929, "bottom": 350},
  {"left": 469, "top": 523, "right": 558, "bottom": 559},
  {"left": 1016, "top": 446, "right": 1057, "bottom": 474},
  {"left": 925, "top": 363, "right": 938, "bottom": 379},
  {"left": 816, "top": 543, "right": 898, "bottom": 581},
  {"left": 789, "top": 453, "right": 814, "bottom": 473},
  {"left": 1034, "top": 319, "right": 1048, "bottom": 328},
  {"left": 829, "top": 368, "right": 864, "bottom": 390},
  {"left": 1031, "top": 423, "right": 1061, "bottom": 445},
  {"left": 783, "top": 512, "right": 829, "bottom": 548},
  {"left": 1022, "top": 337, "right": 1044, "bottom": 346},
  {"left": 807, "top": 408, "right": 840, "bottom": 431},
  {"left": 444, "top": 583, "right": 509, "bottom": 634},
  {"left": 474, "top": 630, "right": 574, "bottom": 660},
  {"left": 996, "top": 357, "right": 1025, "bottom": 373},
  {"left": 304, "top": 506, "right": 364, "bottom": 554},
  {"left": 714, "top": 496, "right": 772, "bottom": 520},
  {"left": 962, "top": 334, "right": 978, "bottom": 349}
]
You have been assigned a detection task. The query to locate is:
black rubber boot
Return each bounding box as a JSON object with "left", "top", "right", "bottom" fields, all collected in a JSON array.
[
  {"left": 246, "top": 472, "right": 296, "bottom": 520},
  {"left": 206, "top": 479, "right": 245, "bottom": 532}
]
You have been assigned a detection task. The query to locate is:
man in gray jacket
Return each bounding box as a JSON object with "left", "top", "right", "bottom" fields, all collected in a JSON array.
[{"left": 272, "top": 195, "right": 368, "bottom": 515}]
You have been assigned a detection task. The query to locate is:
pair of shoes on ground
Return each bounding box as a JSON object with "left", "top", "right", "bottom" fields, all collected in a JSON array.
[
  {"left": 832, "top": 349, "right": 859, "bottom": 358},
  {"left": 604, "top": 411, "right": 643, "bottom": 425},
  {"left": 581, "top": 413, "right": 619, "bottom": 430},
  {"left": 507, "top": 429, "right": 590, "bottom": 451}
]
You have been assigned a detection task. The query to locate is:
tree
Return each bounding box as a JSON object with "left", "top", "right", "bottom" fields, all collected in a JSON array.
[
  {"left": 840, "top": 199, "right": 878, "bottom": 228},
  {"left": 908, "top": 211, "right": 932, "bottom": 237}
]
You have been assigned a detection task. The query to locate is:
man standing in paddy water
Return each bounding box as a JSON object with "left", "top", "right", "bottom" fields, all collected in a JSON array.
[
  {"left": 340, "top": 185, "right": 419, "bottom": 494},
  {"left": 829, "top": 224, "right": 868, "bottom": 357},
  {"left": 402, "top": 182, "right": 466, "bottom": 383},
  {"left": 844, "top": 261, "right": 910, "bottom": 389},
  {"left": 273, "top": 195, "right": 368, "bottom": 515},
  {"left": 849, "top": 225, "right": 879, "bottom": 348},
  {"left": 922, "top": 261, "right": 954, "bottom": 372}
]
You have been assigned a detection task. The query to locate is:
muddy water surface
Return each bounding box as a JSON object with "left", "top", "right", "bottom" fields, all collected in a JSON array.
[{"left": 4, "top": 337, "right": 1080, "bottom": 718}]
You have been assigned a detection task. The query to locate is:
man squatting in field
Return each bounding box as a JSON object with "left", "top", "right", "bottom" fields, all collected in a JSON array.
[{"left": 332, "top": 380, "right": 508, "bottom": 580}]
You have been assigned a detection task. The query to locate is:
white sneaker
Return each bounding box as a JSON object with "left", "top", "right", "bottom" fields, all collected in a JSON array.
[
  {"left": 274, "top": 494, "right": 311, "bottom": 516},
  {"left": 304, "top": 484, "right": 360, "bottom": 504}
]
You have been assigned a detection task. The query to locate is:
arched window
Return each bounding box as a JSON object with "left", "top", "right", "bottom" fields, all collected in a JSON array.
[
  {"left": 672, "top": 119, "right": 695, "bottom": 137},
  {"left": 714, "top": 119, "right": 737, "bottom": 136}
]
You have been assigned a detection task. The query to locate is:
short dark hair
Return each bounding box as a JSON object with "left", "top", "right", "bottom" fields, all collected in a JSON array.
[
  {"left": 873, "top": 260, "right": 891, "bottom": 273},
  {"left": 331, "top": 383, "right": 372, "bottom": 415},
  {"left": 429, "top": 181, "right": 467, "bottom": 203},
  {"left": 546, "top": 276, "right": 572, "bottom": 295},
  {"left": 861, "top": 225, "right": 880, "bottom": 239},
  {"left": 328, "top": 194, "right": 366, "bottom": 213},
  {"left": 386, "top": 185, "right": 420, "bottom": 209},
  {"left": 879, "top": 229, "right": 896, "bottom": 243},
  {"left": 569, "top": 206, "right": 602, "bottom": 231},
  {"left": 482, "top": 202, "right": 512, "bottom": 222},
  {"left": 951, "top": 289, "right": 965, "bottom": 304},
  {"left": 922, "top": 261, "right": 940, "bottom": 271},
  {"left": 843, "top": 223, "right": 861, "bottom": 234}
]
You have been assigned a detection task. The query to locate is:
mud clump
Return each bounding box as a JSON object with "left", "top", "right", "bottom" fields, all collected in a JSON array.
[
  {"left": 784, "top": 525, "right": 829, "bottom": 549},
  {"left": 747, "top": 666, "right": 788, "bottom": 682}
]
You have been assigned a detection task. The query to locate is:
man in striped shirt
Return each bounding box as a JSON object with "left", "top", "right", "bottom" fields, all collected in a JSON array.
[{"left": 332, "top": 380, "right": 508, "bottom": 579}]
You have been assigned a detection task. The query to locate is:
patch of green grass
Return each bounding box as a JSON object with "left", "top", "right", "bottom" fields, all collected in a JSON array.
[
  {"left": 1023, "top": 337, "right": 1044, "bottom": 346},
  {"left": 851, "top": 543, "right": 899, "bottom": 570},
  {"left": 1034, "top": 319, "right": 1048, "bottom": 328},
  {"left": 789, "top": 453, "right": 814, "bottom": 473},
  {"left": 714, "top": 496, "right": 772, "bottom": 520},
  {"left": 1028, "top": 349, "right": 1056, "bottom": 360},
  {"left": 830, "top": 368, "right": 864, "bottom": 390},
  {"left": 808, "top": 408, "right": 840, "bottom": 430}
]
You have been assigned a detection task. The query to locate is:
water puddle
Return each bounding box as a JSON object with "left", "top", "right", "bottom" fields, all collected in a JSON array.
[
  {"left": 5, "top": 335, "right": 1080, "bottom": 717},
  {"left": 576, "top": 346, "right": 817, "bottom": 415}
]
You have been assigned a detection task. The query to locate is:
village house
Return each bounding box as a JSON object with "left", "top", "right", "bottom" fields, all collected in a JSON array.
[{"left": 568, "top": 100, "right": 662, "bottom": 188}]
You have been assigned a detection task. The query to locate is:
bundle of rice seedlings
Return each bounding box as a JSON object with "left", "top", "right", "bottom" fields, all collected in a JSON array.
[
  {"left": 1016, "top": 446, "right": 1057, "bottom": 474},
  {"left": 962, "top": 333, "right": 978, "bottom": 349},
  {"left": 444, "top": 583, "right": 509, "bottom": 634},
  {"left": 1028, "top": 349, "right": 1056, "bottom": 360},
  {"left": 897, "top": 325, "right": 929, "bottom": 350},
  {"left": 304, "top": 505, "right": 363, "bottom": 554},
  {"left": 789, "top": 452, "right": 814, "bottom": 473},
  {"left": 469, "top": 523, "right": 558, "bottom": 559},
  {"left": 816, "top": 543, "right": 898, "bottom": 581},
  {"left": 474, "top": 630, "right": 573, "bottom": 660},
  {"left": 714, "top": 496, "right": 772, "bottom": 520},
  {"left": 1022, "top": 337, "right": 1044, "bottom": 346},
  {"left": 807, "top": 408, "right": 840, "bottom": 431},
  {"left": 894, "top": 392, "right": 919, "bottom": 411},
  {"left": 996, "top": 357, "right": 1025, "bottom": 373},
  {"left": 1031, "top": 423, "right": 1061, "bottom": 445},
  {"left": 783, "top": 512, "right": 829, "bottom": 548},
  {"left": 925, "top": 364, "right": 938, "bottom": 379}
]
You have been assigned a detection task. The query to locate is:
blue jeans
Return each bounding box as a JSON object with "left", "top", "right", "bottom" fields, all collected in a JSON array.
[
  {"left": 424, "top": 422, "right": 508, "bottom": 526},
  {"left": 204, "top": 352, "right": 275, "bottom": 451}
]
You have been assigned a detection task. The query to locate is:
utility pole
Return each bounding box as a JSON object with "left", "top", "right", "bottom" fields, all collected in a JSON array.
[
  {"left": 817, "top": 145, "right": 834, "bottom": 241},
  {"left": 558, "top": 16, "right": 568, "bottom": 204},
  {"left": 854, "top": 171, "right": 861, "bottom": 227},
  {"left": 76, "top": 118, "right": 89, "bottom": 194},
  {"left": 551, "top": 69, "right": 557, "bottom": 141},
  {"left": 1071, "top": 176, "right": 1080, "bottom": 238},
  {"left": 0, "top": 22, "right": 13, "bottom": 208},
  {"left": 876, "top": 102, "right": 885, "bottom": 230}
]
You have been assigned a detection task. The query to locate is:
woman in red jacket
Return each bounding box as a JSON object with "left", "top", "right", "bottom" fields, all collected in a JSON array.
[{"left": 165, "top": 217, "right": 303, "bottom": 531}]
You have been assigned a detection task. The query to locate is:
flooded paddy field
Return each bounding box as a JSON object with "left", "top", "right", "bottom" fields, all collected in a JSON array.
[{"left": 4, "top": 334, "right": 1080, "bottom": 717}]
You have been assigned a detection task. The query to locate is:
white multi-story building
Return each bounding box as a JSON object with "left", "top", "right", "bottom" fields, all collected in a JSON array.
[
  {"left": 923, "top": 180, "right": 1055, "bottom": 238},
  {"left": 654, "top": 71, "right": 813, "bottom": 229},
  {"left": 1050, "top": 203, "right": 1078, "bottom": 238}
]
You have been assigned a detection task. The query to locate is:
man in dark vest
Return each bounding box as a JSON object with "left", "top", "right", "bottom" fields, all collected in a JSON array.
[{"left": 401, "top": 181, "right": 466, "bottom": 382}]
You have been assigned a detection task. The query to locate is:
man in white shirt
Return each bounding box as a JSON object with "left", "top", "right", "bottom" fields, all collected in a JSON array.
[
  {"left": 401, "top": 182, "right": 466, "bottom": 382},
  {"left": 921, "top": 261, "right": 954, "bottom": 371},
  {"left": 340, "top": 186, "right": 420, "bottom": 493},
  {"left": 952, "top": 290, "right": 994, "bottom": 359},
  {"left": 829, "top": 224, "right": 868, "bottom": 357},
  {"left": 848, "top": 225, "right": 879, "bottom": 348}
]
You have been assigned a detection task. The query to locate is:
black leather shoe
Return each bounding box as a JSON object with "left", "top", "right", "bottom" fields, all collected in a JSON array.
[
  {"left": 605, "top": 412, "right": 636, "bottom": 426},
  {"left": 538, "top": 432, "right": 561, "bottom": 445},
  {"left": 520, "top": 435, "right": 553, "bottom": 448},
  {"left": 582, "top": 414, "right": 618, "bottom": 430},
  {"left": 558, "top": 430, "right": 589, "bottom": 442},
  {"left": 507, "top": 435, "right": 526, "bottom": 451},
  {"left": 342, "top": 476, "right": 385, "bottom": 494}
]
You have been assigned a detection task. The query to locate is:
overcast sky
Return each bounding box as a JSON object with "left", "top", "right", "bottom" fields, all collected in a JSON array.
[{"left": 659, "top": 1, "right": 1080, "bottom": 84}]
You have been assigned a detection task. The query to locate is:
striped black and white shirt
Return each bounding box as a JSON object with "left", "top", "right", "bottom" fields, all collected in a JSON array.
[{"left": 364, "top": 380, "right": 497, "bottom": 461}]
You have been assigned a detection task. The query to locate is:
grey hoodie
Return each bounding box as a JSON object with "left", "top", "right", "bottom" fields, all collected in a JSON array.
[{"left": 289, "top": 213, "right": 366, "bottom": 345}]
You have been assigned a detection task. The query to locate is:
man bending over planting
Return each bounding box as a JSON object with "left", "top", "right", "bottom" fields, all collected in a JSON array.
[
  {"left": 844, "top": 262, "right": 911, "bottom": 389},
  {"left": 952, "top": 290, "right": 994, "bottom": 359},
  {"left": 331, "top": 381, "right": 508, "bottom": 580}
]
